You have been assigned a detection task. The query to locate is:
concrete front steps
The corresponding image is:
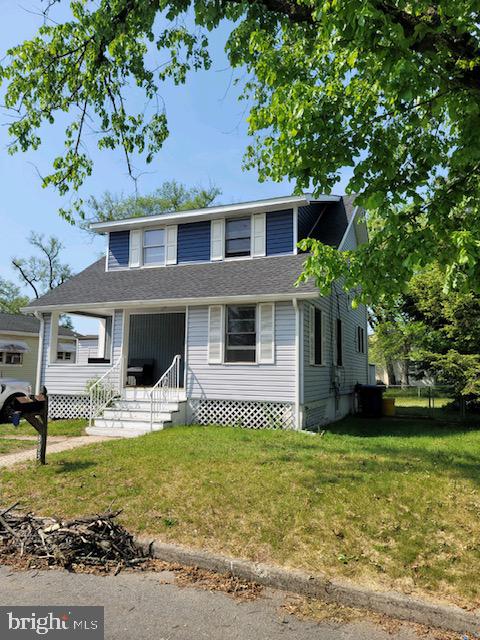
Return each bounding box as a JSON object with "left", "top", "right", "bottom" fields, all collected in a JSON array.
[{"left": 86, "top": 387, "right": 187, "bottom": 438}]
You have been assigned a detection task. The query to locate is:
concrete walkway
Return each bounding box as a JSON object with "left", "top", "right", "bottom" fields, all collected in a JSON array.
[
  {"left": 0, "top": 435, "right": 113, "bottom": 468},
  {"left": 0, "top": 566, "right": 446, "bottom": 640}
]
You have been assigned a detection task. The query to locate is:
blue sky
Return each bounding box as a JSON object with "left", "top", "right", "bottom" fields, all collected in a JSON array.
[{"left": 0, "top": 1, "right": 350, "bottom": 332}]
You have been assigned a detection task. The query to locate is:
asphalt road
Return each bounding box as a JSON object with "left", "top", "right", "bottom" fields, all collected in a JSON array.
[{"left": 0, "top": 566, "right": 448, "bottom": 639}]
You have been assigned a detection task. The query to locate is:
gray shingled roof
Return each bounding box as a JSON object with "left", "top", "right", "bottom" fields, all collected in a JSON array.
[
  {"left": 0, "top": 312, "right": 78, "bottom": 336},
  {"left": 26, "top": 254, "right": 319, "bottom": 309}
]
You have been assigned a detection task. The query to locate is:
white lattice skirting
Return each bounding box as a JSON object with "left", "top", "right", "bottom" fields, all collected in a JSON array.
[
  {"left": 189, "top": 399, "right": 296, "bottom": 430},
  {"left": 48, "top": 394, "right": 90, "bottom": 420}
]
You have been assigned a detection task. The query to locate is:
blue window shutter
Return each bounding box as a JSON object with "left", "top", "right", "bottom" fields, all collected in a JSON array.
[
  {"left": 266, "top": 210, "right": 294, "bottom": 255},
  {"left": 108, "top": 231, "right": 130, "bottom": 270},
  {"left": 178, "top": 221, "right": 211, "bottom": 263}
]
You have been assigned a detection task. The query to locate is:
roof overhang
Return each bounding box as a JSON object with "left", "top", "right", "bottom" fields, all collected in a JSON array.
[
  {"left": 23, "top": 291, "right": 319, "bottom": 315},
  {"left": 90, "top": 194, "right": 341, "bottom": 234}
]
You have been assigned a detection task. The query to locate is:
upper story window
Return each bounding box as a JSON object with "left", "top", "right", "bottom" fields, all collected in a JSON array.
[
  {"left": 143, "top": 229, "right": 165, "bottom": 265},
  {"left": 225, "top": 217, "right": 251, "bottom": 258},
  {"left": 225, "top": 305, "right": 256, "bottom": 362}
]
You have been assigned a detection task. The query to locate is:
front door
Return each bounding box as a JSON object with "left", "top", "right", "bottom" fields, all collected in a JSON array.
[{"left": 128, "top": 313, "right": 185, "bottom": 385}]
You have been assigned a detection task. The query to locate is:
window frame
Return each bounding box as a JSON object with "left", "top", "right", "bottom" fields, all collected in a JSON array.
[
  {"left": 224, "top": 304, "right": 257, "bottom": 363},
  {"left": 56, "top": 351, "right": 73, "bottom": 362},
  {"left": 335, "top": 318, "right": 344, "bottom": 367},
  {"left": 224, "top": 217, "right": 251, "bottom": 259},
  {"left": 1, "top": 351, "right": 23, "bottom": 365},
  {"left": 356, "top": 326, "right": 365, "bottom": 354},
  {"left": 143, "top": 228, "right": 166, "bottom": 266},
  {"left": 310, "top": 306, "right": 325, "bottom": 366}
]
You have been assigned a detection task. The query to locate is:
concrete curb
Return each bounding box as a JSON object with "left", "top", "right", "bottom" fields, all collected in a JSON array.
[{"left": 135, "top": 537, "right": 480, "bottom": 635}]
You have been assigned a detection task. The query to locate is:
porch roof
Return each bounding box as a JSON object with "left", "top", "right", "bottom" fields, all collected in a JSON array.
[{"left": 24, "top": 254, "right": 320, "bottom": 312}]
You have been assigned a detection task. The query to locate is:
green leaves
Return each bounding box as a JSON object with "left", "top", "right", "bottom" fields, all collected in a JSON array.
[{"left": 1, "top": 0, "right": 480, "bottom": 299}]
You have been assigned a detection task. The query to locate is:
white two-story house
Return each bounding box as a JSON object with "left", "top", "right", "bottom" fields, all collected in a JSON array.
[{"left": 25, "top": 194, "right": 369, "bottom": 435}]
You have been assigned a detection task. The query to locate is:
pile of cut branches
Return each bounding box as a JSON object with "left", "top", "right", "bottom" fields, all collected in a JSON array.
[{"left": 0, "top": 503, "right": 145, "bottom": 572}]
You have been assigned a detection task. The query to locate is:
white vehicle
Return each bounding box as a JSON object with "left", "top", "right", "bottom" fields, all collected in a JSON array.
[{"left": 0, "top": 378, "right": 31, "bottom": 422}]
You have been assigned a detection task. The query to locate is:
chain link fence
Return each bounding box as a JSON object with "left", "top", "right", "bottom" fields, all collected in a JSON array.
[{"left": 382, "top": 385, "right": 473, "bottom": 421}]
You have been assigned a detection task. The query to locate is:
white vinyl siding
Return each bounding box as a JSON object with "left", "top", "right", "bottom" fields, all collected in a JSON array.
[
  {"left": 165, "top": 225, "right": 178, "bottom": 265},
  {"left": 257, "top": 303, "right": 274, "bottom": 364},
  {"left": 129, "top": 229, "right": 142, "bottom": 268},
  {"left": 252, "top": 213, "right": 266, "bottom": 257},
  {"left": 187, "top": 302, "right": 295, "bottom": 402},
  {"left": 303, "top": 294, "right": 368, "bottom": 404},
  {"left": 210, "top": 219, "right": 225, "bottom": 261}
]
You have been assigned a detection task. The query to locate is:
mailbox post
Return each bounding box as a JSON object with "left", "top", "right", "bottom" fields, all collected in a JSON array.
[{"left": 12, "top": 387, "right": 49, "bottom": 465}]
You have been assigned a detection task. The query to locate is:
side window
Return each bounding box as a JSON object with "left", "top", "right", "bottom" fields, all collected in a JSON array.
[
  {"left": 357, "top": 326, "right": 365, "bottom": 354},
  {"left": 225, "top": 217, "right": 251, "bottom": 258},
  {"left": 4, "top": 352, "right": 23, "bottom": 365},
  {"left": 143, "top": 229, "right": 165, "bottom": 265},
  {"left": 225, "top": 305, "right": 256, "bottom": 362},
  {"left": 336, "top": 318, "right": 343, "bottom": 366},
  {"left": 309, "top": 306, "right": 325, "bottom": 366}
]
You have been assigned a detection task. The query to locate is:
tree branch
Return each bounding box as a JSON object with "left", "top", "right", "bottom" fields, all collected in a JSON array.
[{"left": 11, "top": 260, "right": 40, "bottom": 299}]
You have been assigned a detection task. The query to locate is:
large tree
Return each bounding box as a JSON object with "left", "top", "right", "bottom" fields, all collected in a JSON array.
[
  {"left": 81, "top": 180, "right": 221, "bottom": 231},
  {"left": 371, "top": 264, "right": 480, "bottom": 395},
  {"left": 12, "top": 233, "right": 73, "bottom": 300},
  {"left": 11, "top": 233, "right": 74, "bottom": 328},
  {"left": 1, "top": 1, "right": 480, "bottom": 299}
]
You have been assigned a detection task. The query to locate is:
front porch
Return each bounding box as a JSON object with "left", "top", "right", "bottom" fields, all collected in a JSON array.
[
  {"left": 41, "top": 307, "right": 187, "bottom": 391},
  {"left": 39, "top": 307, "right": 188, "bottom": 430}
]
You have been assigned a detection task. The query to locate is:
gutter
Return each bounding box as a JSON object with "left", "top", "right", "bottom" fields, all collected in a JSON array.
[
  {"left": 293, "top": 298, "right": 302, "bottom": 430},
  {"left": 90, "top": 194, "right": 342, "bottom": 233},
  {"left": 22, "top": 291, "right": 318, "bottom": 315}
]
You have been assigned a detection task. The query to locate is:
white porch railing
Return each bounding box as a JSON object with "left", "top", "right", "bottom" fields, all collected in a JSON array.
[
  {"left": 149, "top": 354, "right": 182, "bottom": 430},
  {"left": 88, "top": 356, "right": 124, "bottom": 427}
]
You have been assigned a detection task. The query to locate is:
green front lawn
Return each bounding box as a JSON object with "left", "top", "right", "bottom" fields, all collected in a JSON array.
[
  {"left": 1, "top": 417, "right": 479, "bottom": 605},
  {"left": 0, "top": 419, "right": 86, "bottom": 438}
]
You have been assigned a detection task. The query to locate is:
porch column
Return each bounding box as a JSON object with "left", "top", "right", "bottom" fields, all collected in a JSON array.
[
  {"left": 119, "top": 309, "right": 130, "bottom": 388},
  {"left": 48, "top": 312, "right": 60, "bottom": 366}
]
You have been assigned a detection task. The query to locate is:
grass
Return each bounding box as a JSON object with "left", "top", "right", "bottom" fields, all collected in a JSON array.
[
  {"left": 1, "top": 417, "right": 480, "bottom": 605},
  {"left": 0, "top": 419, "right": 86, "bottom": 438},
  {"left": 0, "top": 439, "right": 39, "bottom": 455}
]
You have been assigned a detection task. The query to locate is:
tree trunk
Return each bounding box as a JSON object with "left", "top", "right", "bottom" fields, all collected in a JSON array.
[{"left": 386, "top": 360, "right": 397, "bottom": 386}]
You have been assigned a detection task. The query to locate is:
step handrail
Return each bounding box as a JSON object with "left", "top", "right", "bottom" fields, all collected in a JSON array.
[
  {"left": 88, "top": 356, "right": 124, "bottom": 427},
  {"left": 149, "top": 354, "right": 182, "bottom": 430}
]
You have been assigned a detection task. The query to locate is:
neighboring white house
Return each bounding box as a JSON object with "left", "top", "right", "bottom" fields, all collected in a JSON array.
[
  {"left": 25, "top": 194, "right": 370, "bottom": 435},
  {"left": 77, "top": 335, "right": 100, "bottom": 364},
  {"left": 0, "top": 312, "right": 78, "bottom": 390}
]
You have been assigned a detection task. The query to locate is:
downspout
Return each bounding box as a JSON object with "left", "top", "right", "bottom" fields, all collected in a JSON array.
[
  {"left": 34, "top": 311, "right": 44, "bottom": 395},
  {"left": 293, "top": 298, "right": 302, "bottom": 430}
]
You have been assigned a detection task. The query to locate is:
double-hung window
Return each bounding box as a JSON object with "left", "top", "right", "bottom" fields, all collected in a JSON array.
[
  {"left": 0, "top": 352, "right": 23, "bottom": 365},
  {"left": 225, "top": 217, "right": 251, "bottom": 258},
  {"left": 143, "top": 229, "right": 165, "bottom": 266},
  {"left": 225, "top": 305, "right": 256, "bottom": 362},
  {"left": 57, "top": 351, "right": 72, "bottom": 361}
]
